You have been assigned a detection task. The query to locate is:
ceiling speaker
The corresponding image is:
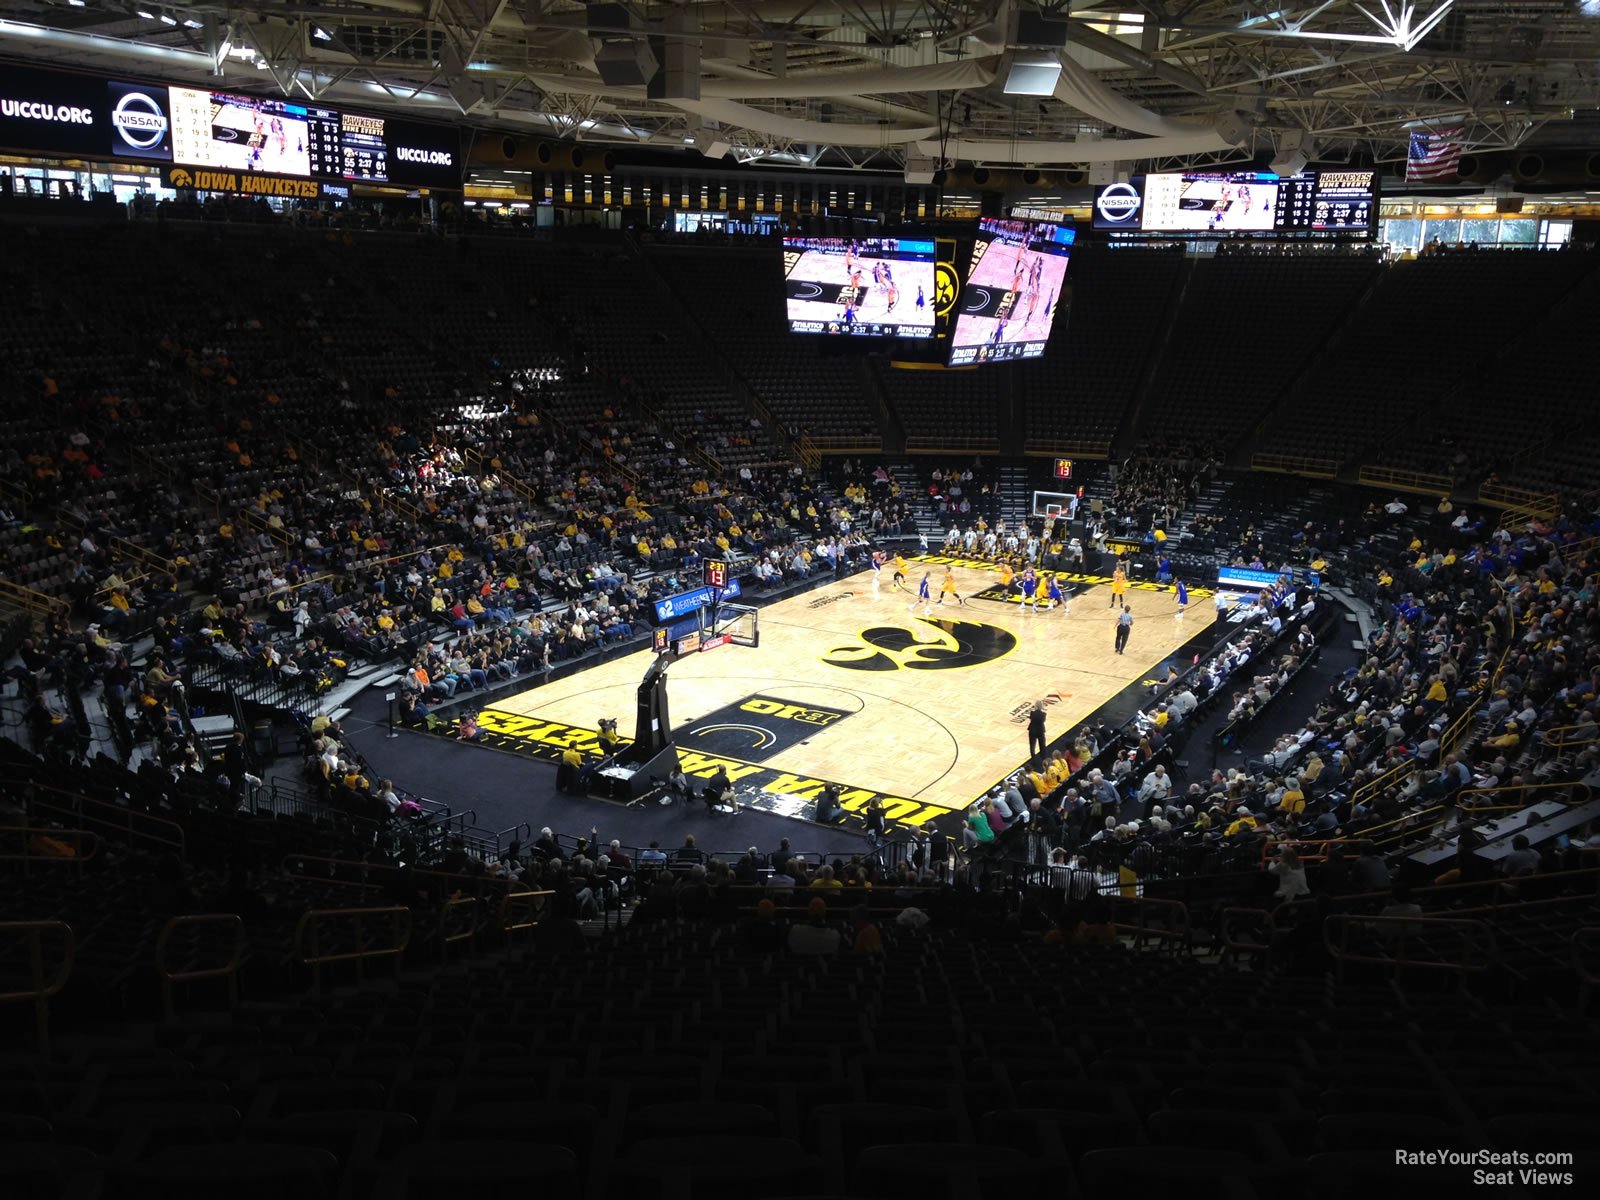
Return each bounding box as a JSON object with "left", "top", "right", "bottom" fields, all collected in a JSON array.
[
  {"left": 596, "top": 40, "right": 658, "bottom": 88},
  {"left": 1213, "top": 111, "right": 1249, "bottom": 145},
  {"left": 904, "top": 156, "right": 937, "bottom": 185}
]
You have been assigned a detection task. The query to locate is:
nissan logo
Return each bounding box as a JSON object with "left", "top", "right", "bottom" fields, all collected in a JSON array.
[
  {"left": 1096, "top": 181, "right": 1142, "bottom": 224},
  {"left": 112, "top": 90, "right": 167, "bottom": 150}
]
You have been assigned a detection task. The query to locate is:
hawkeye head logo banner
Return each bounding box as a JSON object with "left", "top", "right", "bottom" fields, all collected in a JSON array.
[
  {"left": 934, "top": 261, "right": 959, "bottom": 317},
  {"left": 824, "top": 617, "right": 1017, "bottom": 672}
]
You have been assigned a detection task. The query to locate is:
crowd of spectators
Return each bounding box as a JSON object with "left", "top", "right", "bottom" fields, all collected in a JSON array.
[
  {"left": 957, "top": 492, "right": 1600, "bottom": 920},
  {"left": 4, "top": 215, "right": 1599, "bottom": 940}
]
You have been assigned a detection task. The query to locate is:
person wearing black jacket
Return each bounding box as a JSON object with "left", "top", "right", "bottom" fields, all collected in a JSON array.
[
  {"left": 703, "top": 766, "right": 732, "bottom": 814},
  {"left": 863, "top": 799, "right": 887, "bottom": 851},
  {"left": 220, "top": 731, "right": 251, "bottom": 803},
  {"left": 1027, "top": 702, "right": 1047, "bottom": 764}
]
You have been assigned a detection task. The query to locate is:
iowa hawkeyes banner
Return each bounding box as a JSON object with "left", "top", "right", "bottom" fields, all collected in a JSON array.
[
  {"left": 445, "top": 701, "right": 950, "bottom": 828},
  {"left": 164, "top": 164, "right": 328, "bottom": 199}
]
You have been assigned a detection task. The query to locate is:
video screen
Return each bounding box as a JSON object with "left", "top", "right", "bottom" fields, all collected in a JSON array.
[
  {"left": 782, "top": 237, "right": 937, "bottom": 337},
  {"left": 948, "top": 218, "right": 1074, "bottom": 365},
  {"left": 1141, "top": 172, "right": 1280, "bottom": 233},
  {"left": 168, "top": 86, "right": 314, "bottom": 176}
]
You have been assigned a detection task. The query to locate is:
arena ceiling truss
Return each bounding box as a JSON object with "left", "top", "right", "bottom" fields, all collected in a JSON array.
[{"left": 1, "top": 1, "right": 1597, "bottom": 174}]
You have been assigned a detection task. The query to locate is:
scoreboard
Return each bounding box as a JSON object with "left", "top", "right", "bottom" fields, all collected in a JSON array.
[
  {"left": 1093, "top": 169, "right": 1377, "bottom": 238},
  {"left": 1275, "top": 170, "right": 1378, "bottom": 233},
  {"left": 0, "top": 62, "right": 461, "bottom": 192}
]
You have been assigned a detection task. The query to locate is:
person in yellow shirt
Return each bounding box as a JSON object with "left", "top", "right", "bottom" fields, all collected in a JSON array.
[
  {"left": 1225, "top": 810, "right": 1258, "bottom": 837},
  {"left": 891, "top": 555, "right": 908, "bottom": 591},
  {"left": 1278, "top": 780, "right": 1306, "bottom": 814},
  {"left": 1109, "top": 564, "right": 1127, "bottom": 608},
  {"left": 999, "top": 562, "right": 1014, "bottom": 594}
]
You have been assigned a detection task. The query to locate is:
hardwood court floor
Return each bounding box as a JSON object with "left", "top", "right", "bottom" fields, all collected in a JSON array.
[{"left": 489, "top": 559, "right": 1214, "bottom": 812}]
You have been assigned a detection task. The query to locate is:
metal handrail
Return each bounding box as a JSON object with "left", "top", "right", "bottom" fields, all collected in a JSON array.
[
  {"left": 0, "top": 920, "right": 74, "bottom": 1054},
  {"left": 1476, "top": 481, "right": 1559, "bottom": 516},
  {"left": 0, "top": 826, "right": 101, "bottom": 871},
  {"left": 0, "top": 577, "right": 70, "bottom": 620},
  {"left": 1456, "top": 779, "right": 1590, "bottom": 809},
  {"left": 1106, "top": 894, "right": 1191, "bottom": 951},
  {"left": 293, "top": 905, "right": 413, "bottom": 994},
  {"left": 1349, "top": 757, "right": 1419, "bottom": 808},
  {"left": 0, "top": 475, "right": 31, "bottom": 508},
  {"left": 1324, "top": 913, "right": 1497, "bottom": 980},
  {"left": 1356, "top": 463, "right": 1453, "bottom": 496},
  {"left": 1021, "top": 438, "right": 1115, "bottom": 460},
  {"left": 26, "top": 783, "right": 186, "bottom": 857},
  {"left": 156, "top": 913, "right": 245, "bottom": 1019},
  {"left": 1250, "top": 451, "right": 1339, "bottom": 479},
  {"left": 1269, "top": 866, "right": 1600, "bottom": 929},
  {"left": 500, "top": 888, "right": 551, "bottom": 947},
  {"left": 805, "top": 436, "right": 884, "bottom": 453},
  {"left": 435, "top": 895, "right": 482, "bottom": 960},
  {"left": 1538, "top": 723, "right": 1600, "bottom": 752},
  {"left": 280, "top": 853, "right": 520, "bottom": 894},
  {"left": 903, "top": 436, "right": 1002, "bottom": 454}
]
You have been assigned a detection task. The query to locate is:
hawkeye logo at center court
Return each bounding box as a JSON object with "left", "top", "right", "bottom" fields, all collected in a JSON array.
[{"left": 824, "top": 616, "right": 1017, "bottom": 672}]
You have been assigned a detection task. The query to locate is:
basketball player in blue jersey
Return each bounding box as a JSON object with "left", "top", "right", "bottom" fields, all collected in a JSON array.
[
  {"left": 870, "top": 549, "right": 886, "bottom": 592},
  {"left": 1175, "top": 579, "right": 1189, "bottom": 621},
  {"left": 910, "top": 570, "right": 932, "bottom": 614},
  {"left": 1020, "top": 566, "right": 1038, "bottom": 613},
  {"left": 1046, "top": 573, "right": 1066, "bottom": 614}
]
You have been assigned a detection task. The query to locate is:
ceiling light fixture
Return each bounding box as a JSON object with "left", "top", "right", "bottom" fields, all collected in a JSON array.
[
  {"left": 135, "top": 10, "right": 156, "bottom": 19},
  {"left": 312, "top": 26, "right": 332, "bottom": 41},
  {"left": 159, "top": 13, "right": 177, "bottom": 24},
  {"left": 1004, "top": 54, "right": 1062, "bottom": 97}
]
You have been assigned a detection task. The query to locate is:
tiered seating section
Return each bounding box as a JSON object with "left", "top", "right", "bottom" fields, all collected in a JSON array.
[
  {"left": 1259, "top": 249, "right": 1597, "bottom": 473},
  {"left": 1022, "top": 245, "right": 1184, "bottom": 456},
  {"left": 1143, "top": 251, "right": 1381, "bottom": 449},
  {"left": 647, "top": 247, "right": 881, "bottom": 449}
]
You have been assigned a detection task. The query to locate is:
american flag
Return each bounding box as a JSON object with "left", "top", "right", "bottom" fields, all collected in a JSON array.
[{"left": 1407, "top": 126, "right": 1464, "bottom": 181}]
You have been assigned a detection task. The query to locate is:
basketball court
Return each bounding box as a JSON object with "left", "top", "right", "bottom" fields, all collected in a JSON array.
[{"left": 465, "top": 555, "right": 1218, "bottom": 827}]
